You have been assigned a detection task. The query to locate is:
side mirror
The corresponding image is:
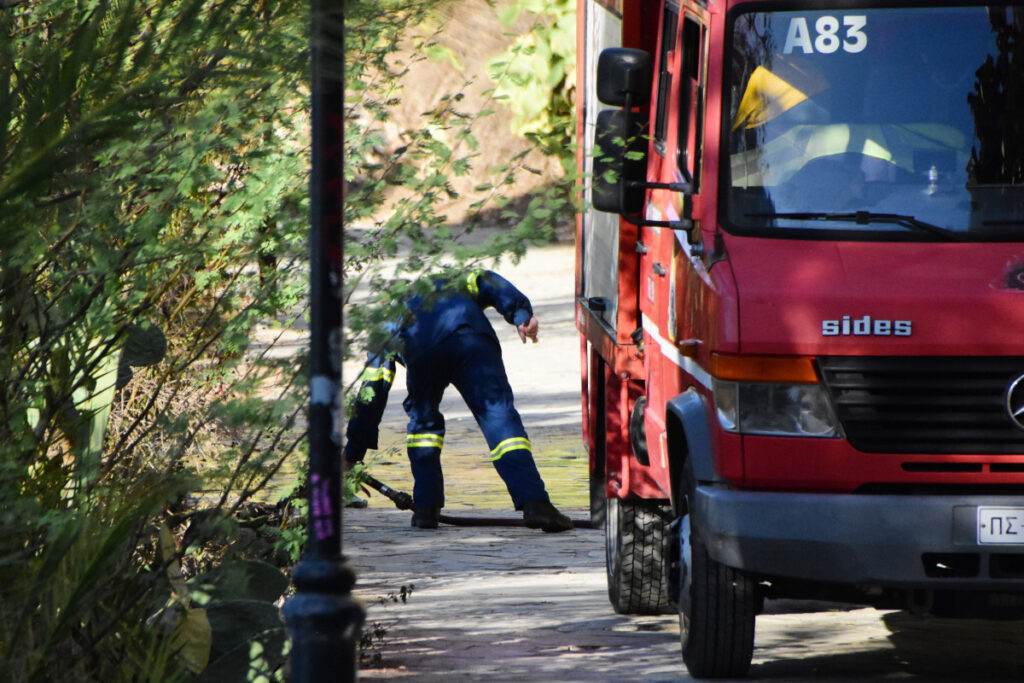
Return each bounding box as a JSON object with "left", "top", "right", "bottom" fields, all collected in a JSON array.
[
  {"left": 592, "top": 109, "right": 648, "bottom": 214},
  {"left": 591, "top": 46, "right": 691, "bottom": 230},
  {"left": 597, "top": 48, "right": 653, "bottom": 107}
]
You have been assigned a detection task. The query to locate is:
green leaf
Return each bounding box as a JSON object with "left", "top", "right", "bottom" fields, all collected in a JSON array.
[
  {"left": 498, "top": 5, "right": 521, "bottom": 26},
  {"left": 188, "top": 559, "right": 289, "bottom": 604},
  {"left": 426, "top": 43, "right": 463, "bottom": 70},
  {"left": 171, "top": 607, "right": 213, "bottom": 674}
]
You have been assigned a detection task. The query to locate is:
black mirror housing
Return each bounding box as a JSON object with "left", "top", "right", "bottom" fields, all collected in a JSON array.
[
  {"left": 592, "top": 109, "right": 648, "bottom": 214},
  {"left": 597, "top": 48, "right": 653, "bottom": 107}
]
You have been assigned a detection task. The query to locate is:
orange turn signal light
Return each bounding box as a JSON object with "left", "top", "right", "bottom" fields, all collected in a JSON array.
[{"left": 710, "top": 354, "right": 819, "bottom": 383}]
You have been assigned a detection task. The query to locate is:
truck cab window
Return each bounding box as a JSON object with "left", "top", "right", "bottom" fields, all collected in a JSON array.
[
  {"left": 653, "top": 3, "right": 679, "bottom": 157},
  {"left": 724, "top": 6, "right": 1024, "bottom": 241},
  {"left": 680, "top": 17, "right": 705, "bottom": 187}
]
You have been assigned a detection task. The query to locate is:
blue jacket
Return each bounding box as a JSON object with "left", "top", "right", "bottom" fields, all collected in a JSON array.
[
  {"left": 345, "top": 269, "right": 534, "bottom": 459},
  {"left": 397, "top": 269, "right": 533, "bottom": 362}
]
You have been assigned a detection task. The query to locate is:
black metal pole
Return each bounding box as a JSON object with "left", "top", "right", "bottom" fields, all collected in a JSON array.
[{"left": 283, "top": 1, "right": 363, "bottom": 680}]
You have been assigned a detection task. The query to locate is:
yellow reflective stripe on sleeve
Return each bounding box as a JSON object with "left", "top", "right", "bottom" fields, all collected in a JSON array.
[
  {"left": 407, "top": 433, "right": 444, "bottom": 449},
  {"left": 466, "top": 269, "right": 483, "bottom": 298},
  {"left": 359, "top": 367, "right": 395, "bottom": 384},
  {"left": 490, "top": 436, "right": 532, "bottom": 461}
]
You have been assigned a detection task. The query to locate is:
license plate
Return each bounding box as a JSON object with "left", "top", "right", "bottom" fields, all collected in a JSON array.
[{"left": 978, "top": 507, "right": 1024, "bottom": 544}]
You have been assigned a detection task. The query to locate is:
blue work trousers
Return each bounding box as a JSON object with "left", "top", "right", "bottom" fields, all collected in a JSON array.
[{"left": 402, "top": 330, "right": 549, "bottom": 510}]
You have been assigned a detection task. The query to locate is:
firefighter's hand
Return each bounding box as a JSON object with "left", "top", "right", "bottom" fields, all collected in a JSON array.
[{"left": 517, "top": 317, "right": 539, "bottom": 344}]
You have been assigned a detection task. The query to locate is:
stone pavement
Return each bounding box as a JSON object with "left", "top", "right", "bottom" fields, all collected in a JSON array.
[
  {"left": 345, "top": 506, "right": 686, "bottom": 681},
  {"left": 345, "top": 507, "right": 1024, "bottom": 681},
  {"left": 341, "top": 244, "right": 1024, "bottom": 681}
]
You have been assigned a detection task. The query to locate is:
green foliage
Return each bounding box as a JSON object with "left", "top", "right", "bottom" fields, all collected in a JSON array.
[
  {"left": 344, "top": 462, "right": 372, "bottom": 505},
  {"left": 271, "top": 514, "right": 308, "bottom": 566},
  {"left": 487, "top": 0, "right": 576, "bottom": 164},
  {"left": 165, "top": 532, "right": 291, "bottom": 682},
  {"left": 0, "top": 0, "right": 308, "bottom": 680},
  {"left": 1, "top": 0, "right": 581, "bottom": 677},
  {"left": 344, "top": 0, "right": 576, "bottom": 368}
]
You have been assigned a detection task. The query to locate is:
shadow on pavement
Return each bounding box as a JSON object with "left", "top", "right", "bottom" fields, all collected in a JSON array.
[{"left": 751, "top": 609, "right": 1024, "bottom": 681}]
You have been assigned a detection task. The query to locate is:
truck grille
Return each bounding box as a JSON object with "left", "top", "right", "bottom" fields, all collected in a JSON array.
[{"left": 817, "top": 356, "right": 1024, "bottom": 454}]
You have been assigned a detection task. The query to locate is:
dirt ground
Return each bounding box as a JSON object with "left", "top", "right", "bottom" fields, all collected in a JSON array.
[{"left": 343, "top": 243, "right": 1024, "bottom": 681}]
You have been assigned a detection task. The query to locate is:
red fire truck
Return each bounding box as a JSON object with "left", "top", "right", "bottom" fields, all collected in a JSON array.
[{"left": 576, "top": 0, "right": 1024, "bottom": 676}]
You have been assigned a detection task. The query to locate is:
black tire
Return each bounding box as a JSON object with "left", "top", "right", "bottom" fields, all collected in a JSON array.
[
  {"left": 605, "top": 496, "right": 673, "bottom": 615},
  {"left": 678, "top": 470, "right": 757, "bottom": 678}
]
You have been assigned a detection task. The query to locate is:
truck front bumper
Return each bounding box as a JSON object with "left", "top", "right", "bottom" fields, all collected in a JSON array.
[{"left": 696, "top": 487, "right": 1024, "bottom": 588}]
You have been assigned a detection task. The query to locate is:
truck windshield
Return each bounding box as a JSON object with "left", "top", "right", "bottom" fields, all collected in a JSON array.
[{"left": 725, "top": 6, "right": 1024, "bottom": 241}]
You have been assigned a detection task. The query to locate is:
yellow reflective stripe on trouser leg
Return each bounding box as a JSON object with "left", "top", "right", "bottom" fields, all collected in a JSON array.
[
  {"left": 490, "top": 437, "right": 532, "bottom": 461},
  {"left": 359, "top": 367, "right": 395, "bottom": 384},
  {"left": 407, "top": 433, "right": 444, "bottom": 449},
  {"left": 466, "top": 269, "right": 483, "bottom": 298}
]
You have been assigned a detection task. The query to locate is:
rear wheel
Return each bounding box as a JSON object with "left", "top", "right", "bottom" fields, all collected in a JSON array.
[
  {"left": 678, "top": 470, "right": 757, "bottom": 678},
  {"left": 605, "top": 496, "right": 673, "bottom": 614}
]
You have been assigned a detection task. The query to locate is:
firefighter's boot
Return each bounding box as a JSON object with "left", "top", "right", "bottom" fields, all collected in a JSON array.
[
  {"left": 411, "top": 506, "right": 440, "bottom": 529},
  {"left": 522, "top": 499, "right": 573, "bottom": 533}
]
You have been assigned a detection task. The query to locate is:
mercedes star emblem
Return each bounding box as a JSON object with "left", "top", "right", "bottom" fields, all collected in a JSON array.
[{"left": 1005, "top": 374, "right": 1024, "bottom": 431}]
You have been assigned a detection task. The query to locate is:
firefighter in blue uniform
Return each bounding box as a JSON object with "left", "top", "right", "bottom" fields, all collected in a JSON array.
[{"left": 344, "top": 269, "right": 573, "bottom": 532}]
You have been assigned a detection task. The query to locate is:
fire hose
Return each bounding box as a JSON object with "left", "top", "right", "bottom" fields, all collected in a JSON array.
[{"left": 363, "top": 474, "right": 593, "bottom": 529}]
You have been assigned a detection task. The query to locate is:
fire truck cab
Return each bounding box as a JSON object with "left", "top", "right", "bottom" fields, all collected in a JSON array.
[{"left": 576, "top": 0, "right": 1024, "bottom": 676}]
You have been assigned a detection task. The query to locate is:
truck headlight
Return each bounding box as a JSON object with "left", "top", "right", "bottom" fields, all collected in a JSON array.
[
  {"left": 710, "top": 355, "right": 844, "bottom": 438},
  {"left": 713, "top": 380, "right": 842, "bottom": 437}
]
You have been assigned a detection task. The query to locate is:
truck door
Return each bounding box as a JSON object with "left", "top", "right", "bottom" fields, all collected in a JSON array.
[{"left": 641, "top": 6, "right": 707, "bottom": 476}]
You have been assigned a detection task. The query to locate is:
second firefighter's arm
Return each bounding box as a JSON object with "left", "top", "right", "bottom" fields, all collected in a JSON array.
[
  {"left": 466, "top": 270, "right": 538, "bottom": 342},
  {"left": 343, "top": 353, "right": 397, "bottom": 463}
]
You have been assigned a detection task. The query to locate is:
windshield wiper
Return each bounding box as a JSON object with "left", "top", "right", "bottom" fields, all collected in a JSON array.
[{"left": 748, "top": 210, "right": 964, "bottom": 242}]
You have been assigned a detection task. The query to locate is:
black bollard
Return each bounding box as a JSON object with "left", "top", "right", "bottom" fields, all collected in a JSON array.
[{"left": 283, "top": 1, "right": 363, "bottom": 680}]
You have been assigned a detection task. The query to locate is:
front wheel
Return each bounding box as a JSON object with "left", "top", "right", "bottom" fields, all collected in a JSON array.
[
  {"left": 605, "top": 496, "right": 673, "bottom": 615},
  {"left": 678, "top": 478, "right": 757, "bottom": 677}
]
